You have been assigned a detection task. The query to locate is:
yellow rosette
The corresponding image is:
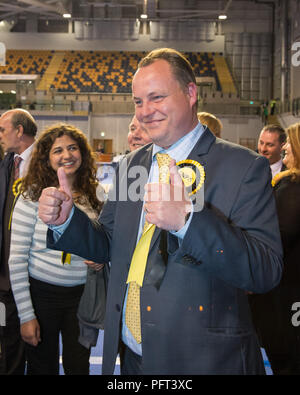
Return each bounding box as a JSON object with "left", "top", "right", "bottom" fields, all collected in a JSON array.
[
  {"left": 8, "top": 178, "right": 23, "bottom": 230},
  {"left": 12, "top": 178, "right": 23, "bottom": 197},
  {"left": 176, "top": 159, "right": 205, "bottom": 196}
]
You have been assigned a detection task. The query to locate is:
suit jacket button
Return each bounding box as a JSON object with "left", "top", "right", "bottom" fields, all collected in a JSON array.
[{"left": 116, "top": 304, "right": 121, "bottom": 312}]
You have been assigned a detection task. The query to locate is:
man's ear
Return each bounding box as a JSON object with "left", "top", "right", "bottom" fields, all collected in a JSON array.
[
  {"left": 16, "top": 125, "right": 24, "bottom": 138},
  {"left": 187, "top": 82, "right": 198, "bottom": 107}
]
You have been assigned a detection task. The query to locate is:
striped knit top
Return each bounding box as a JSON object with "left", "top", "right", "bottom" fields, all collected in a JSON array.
[{"left": 8, "top": 194, "right": 99, "bottom": 324}]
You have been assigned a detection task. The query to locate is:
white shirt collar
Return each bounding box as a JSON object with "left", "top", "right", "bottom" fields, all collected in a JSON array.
[
  {"left": 14, "top": 142, "right": 35, "bottom": 177},
  {"left": 152, "top": 122, "right": 204, "bottom": 162},
  {"left": 270, "top": 158, "right": 283, "bottom": 179}
]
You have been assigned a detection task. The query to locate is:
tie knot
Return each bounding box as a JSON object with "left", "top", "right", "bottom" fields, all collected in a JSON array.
[
  {"left": 14, "top": 156, "right": 22, "bottom": 167},
  {"left": 156, "top": 153, "right": 172, "bottom": 184}
]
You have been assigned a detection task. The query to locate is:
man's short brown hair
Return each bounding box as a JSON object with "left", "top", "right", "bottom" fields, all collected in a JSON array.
[
  {"left": 261, "top": 124, "right": 286, "bottom": 145},
  {"left": 138, "top": 48, "right": 196, "bottom": 91}
]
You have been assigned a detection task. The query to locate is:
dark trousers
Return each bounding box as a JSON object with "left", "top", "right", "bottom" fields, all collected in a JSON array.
[
  {"left": 0, "top": 290, "right": 25, "bottom": 375},
  {"left": 120, "top": 342, "right": 143, "bottom": 375},
  {"left": 26, "top": 277, "right": 90, "bottom": 375}
]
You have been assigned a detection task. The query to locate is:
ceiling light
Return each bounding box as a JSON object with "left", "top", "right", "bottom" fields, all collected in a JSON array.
[
  {"left": 218, "top": 15, "right": 227, "bottom": 20},
  {"left": 140, "top": 14, "right": 148, "bottom": 19},
  {"left": 63, "top": 13, "right": 71, "bottom": 18}
]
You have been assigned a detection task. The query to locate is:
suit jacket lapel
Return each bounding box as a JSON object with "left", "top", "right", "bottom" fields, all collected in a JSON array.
[{"left": 188, "top": 126, "right": 216, "bottom": 161}]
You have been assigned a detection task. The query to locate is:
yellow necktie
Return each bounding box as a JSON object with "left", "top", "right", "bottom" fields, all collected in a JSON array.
[{"left": 125, "top": 153, "right": 172, "bottom": 343}]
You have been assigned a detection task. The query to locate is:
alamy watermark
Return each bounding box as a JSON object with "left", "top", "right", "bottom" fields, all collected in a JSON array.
[
  {"left": 0, "top": 302, "right": 5, "bottom": 326},
  {"left": 291, "top": 302, "right": 300, "bottom": 327},
  {"left": 103, "top": 158, "right": 205, "bottom": 213},
  {"left": 292, "top": 41, "right": 300, "bottom": 66}
]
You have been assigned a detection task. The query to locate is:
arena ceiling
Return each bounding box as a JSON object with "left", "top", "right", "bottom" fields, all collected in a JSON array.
[{"left": 0, "top": 0, "right": 274, "bottom": 23}]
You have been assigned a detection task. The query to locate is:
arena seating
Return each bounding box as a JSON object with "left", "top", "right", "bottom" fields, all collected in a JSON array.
[
  {"left": 49, "top": 50, "right": 143, "bottom": 93},
  {"left": 0, "top": 49, "right": 53, "bottom": 75},
  {"left": 0, "top": 50, "right": 225, "bottom": 93}
]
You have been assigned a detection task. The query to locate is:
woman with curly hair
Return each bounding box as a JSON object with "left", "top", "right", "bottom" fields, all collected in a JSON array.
[{"left": 8, "top": 123, "right": 104, "bottom": 375}]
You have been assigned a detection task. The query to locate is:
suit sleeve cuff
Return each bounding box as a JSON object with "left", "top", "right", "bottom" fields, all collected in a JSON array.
[
  {"left": 48, "top": 205, "right": 75, "bottom": 242},
  {"left": 170, "top": 203, "right": 194, "bottom": 240}
]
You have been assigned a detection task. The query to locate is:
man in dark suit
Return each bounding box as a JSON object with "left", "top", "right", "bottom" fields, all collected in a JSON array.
[
  {"left": 0, "top": 109, "right": 37, "bottom": 374},
  {"left": 38, "top": 48, "right": 283, "bottom": 375}
]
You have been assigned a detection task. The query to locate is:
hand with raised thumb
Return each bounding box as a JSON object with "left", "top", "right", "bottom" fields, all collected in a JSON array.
[
  {"left": 144, "top": 159, "right": 192, "bottom": 231},
  {"left": 169, "top": 159, "right": 185, "bottom": 188},
  {"left": 38, "top": 166, "right": 73, "bottom": 226}
]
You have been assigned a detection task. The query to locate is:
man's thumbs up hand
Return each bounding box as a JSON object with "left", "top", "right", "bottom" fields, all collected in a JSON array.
[
  {"left": 169, "top": 159, "right": 184, "bottom": 187},
  {"left": 144, "top": 160, "right": 192, "bottom": 231},
  {"left": 38, "top": 167, "right": 73, "bottom": 226}
]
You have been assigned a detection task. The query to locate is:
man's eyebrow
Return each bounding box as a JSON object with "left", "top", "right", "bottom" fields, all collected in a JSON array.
[
  {"left": 133, "top": 88, "right": 163, "bottom": 97},
  {"left": 148, "top": 90, "right": 165, "bottom": 96}
]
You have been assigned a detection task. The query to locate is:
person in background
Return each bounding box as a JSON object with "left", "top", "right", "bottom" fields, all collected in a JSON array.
[
  {"left": 0, "top": 108, "right": 37, "bottom": 375},
  {"left": 95, "top": 142, "right": 104, "bottom": 154},
  {"left": 38, "top": 48, "right": 282, "bottom": 375},
  {"left": 127, "top": 115, "right": 152, "bottom": 152},
  {"left": 115, "top": 115, "right": 152, "bottom": 160},
  {"left": 127, "top": 130, "right": 134, "bottom": 153},
  {"left": 197, "top": 111, "right": 223, "bottom": 138},
  {"left": 270, "top": 99, "right": 277, "bottom": 116},
  {"left": 8, "top": 123, "right": 104, "bottom": 375},
  {"left": 250, "top": 123, "right": 300, "bottom": 375},
  {"left": 104, "top": 116, "right": 153, "bottom": 195},
  {"left": 261, "top": 101, "right": 269, "bottom": 125},
  {"left": 257, "top": 124, "right": 286, "bottom": 178}
]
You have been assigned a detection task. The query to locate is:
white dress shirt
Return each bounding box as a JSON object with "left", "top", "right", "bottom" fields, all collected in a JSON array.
[{"left": 270, "top": 158, "right": 283, "bottom": 179}]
